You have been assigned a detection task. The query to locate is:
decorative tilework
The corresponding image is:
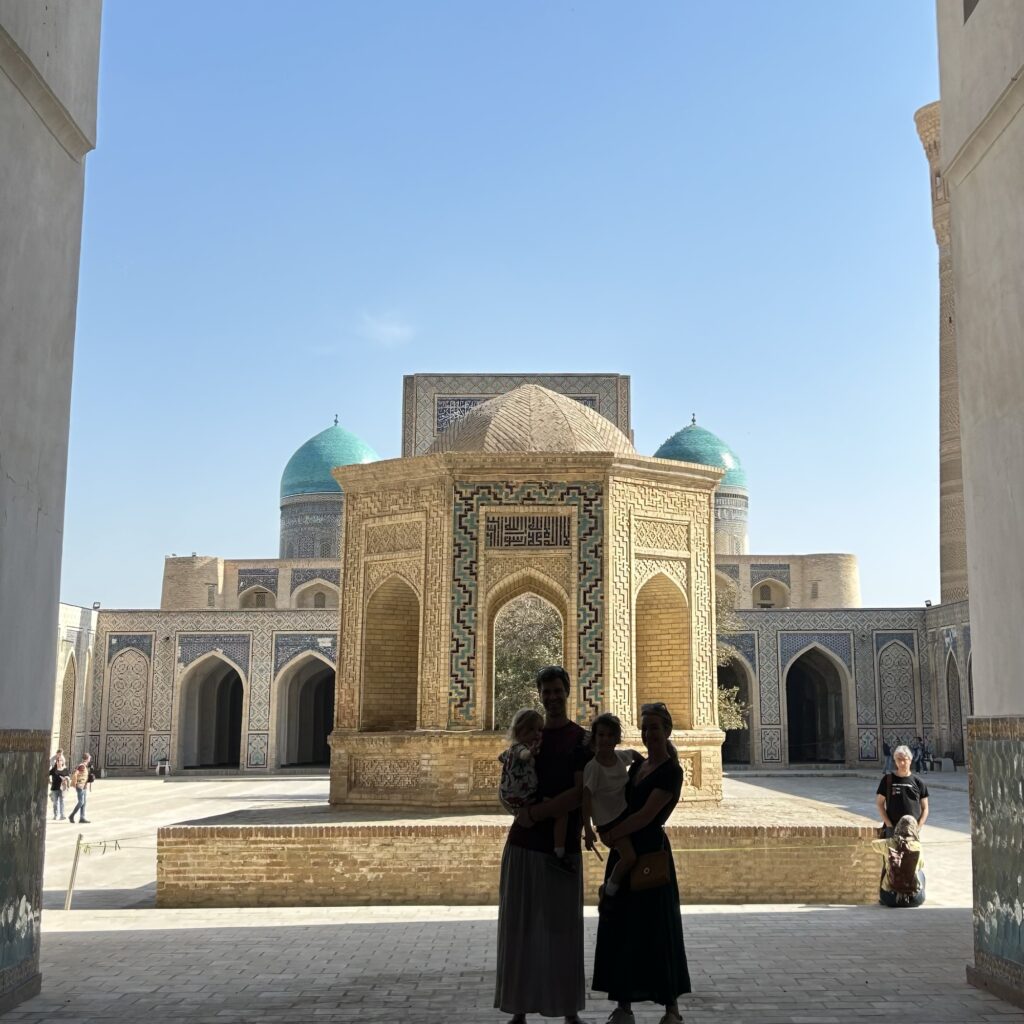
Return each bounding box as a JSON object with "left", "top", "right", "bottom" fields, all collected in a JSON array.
[
  {"left": 449, "top": 481, "right": 604, "bottom": 724},
  {"left": 104, "top": 733, "right": 144, "bottom": 768},
  {"left": 875, "top": 631, "right": 916, "bottom": 655},
  {"left": 237, "top": 568, "right": 279, "bottom": 596},
  {"left": 719, "top": 631, "right": 757, "bottom": 673},
  {"left": 273, "top": 633, "right": 338, "bottom": 675},
  {"left": 750, "top": 563, "right": 791, "bottom": 587},
  {"left": 859, "top": 728, "right": 878, "bottom": 760},
  {"left": 149, "top": 734, "right": 170, "bottom": 767},
  {"left": 733, "top": 608, "right": 929, "bottom": 740},
  {"left": 177, "top": 633, "right": 252, "bottom": 673},
  {"left": 403, "top": 374, "right": 630, "bottom": 457},
  {"left": 107, "top": 633, "right": 152, "bottom": 663},
  {"left": 761, "top": 728, "right": 782, "bottom": 762},
  {"left": 246, "top": 733, "right": 268, "bottom": 768},
  {"left": 290, "top": 568, "right": 340, "bottom": 593},
  {"left": 878, "top": 641, "right": 916, "bottom": 728},
  {"left": 717, "top": 563, "right": 740, "bottom": 582},
  {"left": 106, "top": 649, "right": 149, "bottom": 732},
  {"left": 779, "top": 631, "right": 853, "bottom": 675}
]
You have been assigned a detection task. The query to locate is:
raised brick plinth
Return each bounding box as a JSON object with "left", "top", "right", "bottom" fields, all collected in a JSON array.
[{"left": 157, "top": 818, "right": 879, "bottom": 908}]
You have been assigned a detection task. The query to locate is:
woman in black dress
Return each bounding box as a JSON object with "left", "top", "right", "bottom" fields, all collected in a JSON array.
[{"left": 591, "top": 702, "right": 690, "bottom": 1024}]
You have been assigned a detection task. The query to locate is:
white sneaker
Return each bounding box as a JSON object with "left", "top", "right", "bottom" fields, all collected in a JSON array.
[{"left": 605, "top": 1011, "right": 636, "bottom": 1024}]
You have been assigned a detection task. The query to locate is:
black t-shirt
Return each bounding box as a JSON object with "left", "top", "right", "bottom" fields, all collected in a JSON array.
[
  {"left": 49, "top": 766, "right": 69, "bottom": 792},
  {"left": 877, "top": 772, "right": 928, "bottom": 824}
]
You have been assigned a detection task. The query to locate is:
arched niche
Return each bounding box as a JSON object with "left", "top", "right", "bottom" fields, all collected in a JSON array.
[
  {"left": 58, "top": 651, "right": 77, "bottom": 753},
  {"left": 635, "top": 572, "right": 692, "bottom": 729},
  {"left": 276, "top": 652, "right": 335, "bottom": 766},
  {"left": 239, "top": 586, "right": 276, "bottom": 610},
  {"left": 752, "top": 579, "right": 789, "bottom": 609},
  {"left": 360, "top": 575, "right": 420, "bottom": 731},
  {"left": 784, "top": 645, "right": 848, "bottom": 763},
  {"left": 293, "top": 580, "right": 339, "bottom": 610},
  {"left": 178, "top": 653, "right": 244, "bottom": 768},
  {"left": 482, "top": 568, "right": 569, "bottom": 731},
  {"left": 946, "top": 652, "right": 965, "bottom": 763}
]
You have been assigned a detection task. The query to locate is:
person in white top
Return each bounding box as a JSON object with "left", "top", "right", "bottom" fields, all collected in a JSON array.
[{"left": 582, "top": 713, "right": 641, "bottom": 901}]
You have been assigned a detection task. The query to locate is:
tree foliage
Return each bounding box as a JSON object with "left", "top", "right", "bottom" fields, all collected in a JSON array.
[
  {"left": 715, "top": 581, "right": 752, "bottom": 732},
  {"left": 492, "top": 595, "right": 562, "bottom": 731}
]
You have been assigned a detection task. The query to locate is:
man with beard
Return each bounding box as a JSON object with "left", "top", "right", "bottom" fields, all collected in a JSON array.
[{"left": 494, "top": 665, "right": 593, "bottom": 1024}]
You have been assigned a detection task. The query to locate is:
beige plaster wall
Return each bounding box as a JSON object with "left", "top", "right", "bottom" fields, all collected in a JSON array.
[{"left": 716, "top": 554, "right": 860, "bottom": 610}]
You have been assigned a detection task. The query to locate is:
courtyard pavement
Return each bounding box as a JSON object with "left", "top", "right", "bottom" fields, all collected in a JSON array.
[{"left": 17, "top": 770, "right": 1015, "bottom": 1024}]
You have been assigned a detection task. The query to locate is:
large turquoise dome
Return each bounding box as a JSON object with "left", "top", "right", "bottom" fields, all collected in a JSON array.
[
  {"left": 280, "top": 422, "right": 379, "bottom": 500},
  {"left": 654, "top": 419, "right": 746, "bottom": 489}
]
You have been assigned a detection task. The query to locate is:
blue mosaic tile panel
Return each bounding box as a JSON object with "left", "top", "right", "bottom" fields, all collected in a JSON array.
[
  {"left": 750, "top": 563, "right": 791, "bottom": 587},
  {"left": 719, "top": 631, "right": 757, "bottom": 673},
  {"left": 779, "top": 631, "right": 853, "bottom": 675},
  {"left": 177, "top": 633, "right": 251, "bottom": 674},
  {"left": 107, "top": 633, "right": 152, "bottom": 663},
  {"left": 449, "top": 481, "right": 604, "bottom": 725},
  {"left": 148, "top": 734, "right": 170, "bottom": 767},
  {"left": 874, "top": 631, "right": 916, "bottom": 655},
  {"left": 858, "top": 728, "right": 878, "bottom": 760},
  {"left": 963, "top": 623, "right": 971, "bottom": 658},
  {"left": 246, "top": 733, "right": 268, "bottom": 768},
  {"left": 273, "top": 633, "right": 338, "bottom": 675},
  {"left": 969, "top": 724, "right": 1024, "bottom": 982},
  {"left": 237, "top": 568, "right": 279, "bottom": 596},
  {"left": 760, "top": 728, "right": 782, "bottom": 762},
  {"left": 290, "top": 568, "right": 340, "bottom": 593},
  {"left": 716, "top": 563, "right": 740, "bottom": 581}
]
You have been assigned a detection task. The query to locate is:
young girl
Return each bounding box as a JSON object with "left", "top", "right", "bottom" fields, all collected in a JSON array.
[
  {"left": 498, "top": 707, "right": 572, "bottom": 869},
  {"left": 582, "top": 712, "right": 640, "bottom": 899}
]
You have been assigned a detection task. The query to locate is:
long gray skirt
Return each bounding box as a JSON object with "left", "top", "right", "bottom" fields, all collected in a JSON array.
[{"left": 494, "top": 842, "right": 586, "bottom": 1016}]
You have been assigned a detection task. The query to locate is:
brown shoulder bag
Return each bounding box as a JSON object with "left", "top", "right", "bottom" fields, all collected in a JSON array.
[{"left": 630, "top": 848, "right": 671, "bottom": 890}]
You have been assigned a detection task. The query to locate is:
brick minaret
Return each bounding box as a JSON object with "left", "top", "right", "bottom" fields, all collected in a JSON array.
[{"left": 915, "top": 101, "right": 969, "bottom": 604}]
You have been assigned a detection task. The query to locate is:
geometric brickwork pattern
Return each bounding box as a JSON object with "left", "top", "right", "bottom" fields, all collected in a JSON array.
[
  {"left": 247, "top": 733, "right": 268, "bottom": 768},
  {"left": 484, "top": 514, "right": 571, "bottom": 549},
  {"left": 89, "top": 608, "right": 337, "bottom": 772},
  {"left": 732, "top": 607, "right": 930, "bottom": 765},
  {"left": 607, "top": 478, "right": 715, "bottom": 730},
  {"left": 402, "top": 373, "right": 631, "bottom": 457},
  {"left": 449, "top": 481, "right": 603, "bottom": 724},
  {"left": 237, "top": 568, "right": 279, "bottom": 595},
  {"left": 290, "top": 568, "right": 340, "bottom": 593},
  {"left": 717, "top": 562, "right": 740, "bottom": 581},
  {"left": 719, "top": 631, "right": 758, "bottom": 674},
  {"left": 273, "top": 633, "right": 338, "bottom": 676}
]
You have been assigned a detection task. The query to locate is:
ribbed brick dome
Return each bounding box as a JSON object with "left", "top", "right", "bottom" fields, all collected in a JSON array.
[{"left": 429, "top": 384, "right": 634, "bottom": 455}]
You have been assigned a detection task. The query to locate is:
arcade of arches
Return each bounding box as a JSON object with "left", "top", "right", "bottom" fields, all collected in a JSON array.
[{"left": 785, "top": 647, "right": 846, "bottom": 764}]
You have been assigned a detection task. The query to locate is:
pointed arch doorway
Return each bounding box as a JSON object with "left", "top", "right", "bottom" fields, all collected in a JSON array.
[{"left": 785, "top": 647, "right": 846, "bottom": 764}]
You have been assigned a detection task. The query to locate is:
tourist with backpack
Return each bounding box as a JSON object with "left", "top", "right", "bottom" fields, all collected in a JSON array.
[
  {"left": 871, "top": 814, "right": 926, "bottom": 907},
  {"left": 875, "top": 744, "right": 929, "bottom": 837}
]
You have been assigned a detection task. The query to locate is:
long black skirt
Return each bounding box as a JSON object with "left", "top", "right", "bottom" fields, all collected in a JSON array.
[{"left": 591, "top": 831, "right": 691, "bottom": 1006}]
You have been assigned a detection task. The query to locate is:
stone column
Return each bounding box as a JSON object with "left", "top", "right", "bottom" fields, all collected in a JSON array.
[{"left": 915, "top": 102, "right": 969, "bottom": 604}]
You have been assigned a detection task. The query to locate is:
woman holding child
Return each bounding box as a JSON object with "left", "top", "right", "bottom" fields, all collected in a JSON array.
[{"left": 591, "top": 701, "right": 691, "bottom": 1024}]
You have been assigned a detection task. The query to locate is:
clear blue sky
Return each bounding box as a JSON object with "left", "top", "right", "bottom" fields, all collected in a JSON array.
[{"left": 63, "top": 1, "right": 942, "bottom": 610}]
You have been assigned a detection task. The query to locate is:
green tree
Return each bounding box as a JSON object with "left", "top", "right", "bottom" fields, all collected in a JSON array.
[
  {"left": 492, "top": 595, "right": 562, "bottom": 731},
  {"left": 715, "top": 581, "right": 752, "bottom": 731}
]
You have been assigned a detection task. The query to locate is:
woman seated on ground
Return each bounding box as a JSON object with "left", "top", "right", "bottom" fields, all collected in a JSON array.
[{"left": 871, "top": 814, "right": 925, "bottom": 908}]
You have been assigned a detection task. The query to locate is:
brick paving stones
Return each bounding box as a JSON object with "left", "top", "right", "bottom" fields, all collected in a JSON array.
[{"left": 20, "top": 772, "right": 997, "bottom": 1024}]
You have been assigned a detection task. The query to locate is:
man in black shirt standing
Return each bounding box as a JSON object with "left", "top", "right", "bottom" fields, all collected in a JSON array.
[{"left": 876, "top": 744, "right": 930, "bottom": 835}]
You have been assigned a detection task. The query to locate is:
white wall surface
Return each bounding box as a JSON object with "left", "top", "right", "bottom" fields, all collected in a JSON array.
[{"left": 0, "top": 1, "right": 101, "bottom": 729}]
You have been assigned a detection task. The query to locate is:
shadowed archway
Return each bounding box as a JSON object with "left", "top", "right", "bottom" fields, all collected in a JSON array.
[
  {"left": 179, "top": 656, "right": 244, "bottom": 768},
  {"left": 277, "top": 654, "right": 335, "bottom": 766},
  {"left": 785, "top": 647, "right": 846, "bottom": 763}
]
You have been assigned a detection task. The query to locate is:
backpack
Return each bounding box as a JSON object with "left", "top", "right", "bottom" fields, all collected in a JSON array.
[{"left": 886, "top": 838, "right": 921, "bottom": 896}]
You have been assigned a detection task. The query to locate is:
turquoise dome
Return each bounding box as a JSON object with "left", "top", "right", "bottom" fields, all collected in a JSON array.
[
  {"left": 280, "top": 422, "right": 379, "bottom": 500},
  {"left": 654, "top": 420, "right": 746, "bottom": 489}
]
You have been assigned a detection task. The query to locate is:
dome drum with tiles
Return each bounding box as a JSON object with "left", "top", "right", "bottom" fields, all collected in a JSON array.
[
  {"left": 655, "top": 417, "right": 748, "bottom": 555},
  {"left": 279, "top": 421, "right": 379, "bottom": 559}
]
